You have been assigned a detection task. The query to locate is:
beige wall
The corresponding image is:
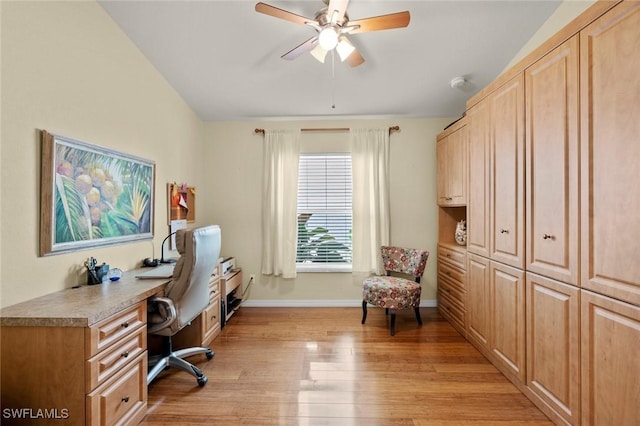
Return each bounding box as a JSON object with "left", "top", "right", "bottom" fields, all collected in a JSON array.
[
  {"left": 203, "top": 118, "right": 453, "bottom": 306},
  {"left": 503, "top": 0, "right": 597, "bottom": 71},
  {"left": 0, "top": 1, "right": 206, "bottom": 307}
]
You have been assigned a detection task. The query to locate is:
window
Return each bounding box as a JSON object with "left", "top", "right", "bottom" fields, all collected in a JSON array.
[{"left": 296, "top": 153, "right": 352, "bottom": 272}]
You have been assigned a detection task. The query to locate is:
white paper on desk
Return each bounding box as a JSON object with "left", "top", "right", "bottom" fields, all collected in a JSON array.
[{"left": 170, "top": 219, "right": 187, "bottom": 250}]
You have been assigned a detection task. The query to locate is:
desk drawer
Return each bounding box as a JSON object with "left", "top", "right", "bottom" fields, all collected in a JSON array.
[
  {"left": 223, "top": 271, "right": 242, "bottom": 295},
  {"left": 86, "top": 302, "right": 146, "bottom": 358},
  {"left": 86, "top": 351, "right": 147, "bottom": 426},
  {"left": 86, "top": 324, "right": 146, "bottom": 392},
  {"left": 209, "top": 280, "right": 220, "bottom": 304},
  {"left": 202, "top": 296, "right": 221, "bottom": 345}
]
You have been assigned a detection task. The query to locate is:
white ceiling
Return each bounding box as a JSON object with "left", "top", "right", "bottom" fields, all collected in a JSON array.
[{"left": 98, "top": 0, "right": 561, "bottom": 121}]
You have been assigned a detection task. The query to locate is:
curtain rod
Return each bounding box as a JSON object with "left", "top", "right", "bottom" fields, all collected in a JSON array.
[{"left": 254, "top": 126, "right": 400, "bottom": 135}]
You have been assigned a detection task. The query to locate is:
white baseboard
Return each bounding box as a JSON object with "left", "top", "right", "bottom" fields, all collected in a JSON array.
[{"left": 240, "top": 299, "right": 438, "bottom": 308}]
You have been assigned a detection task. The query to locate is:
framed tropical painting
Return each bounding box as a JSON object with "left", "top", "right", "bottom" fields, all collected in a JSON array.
[{"left": 40, "top": 130, "right": 155, "bottom": 256}]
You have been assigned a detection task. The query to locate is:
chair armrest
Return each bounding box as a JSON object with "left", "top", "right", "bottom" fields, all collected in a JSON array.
[{"left": 147, "top": 296, "right": 177, "bottom": 334}]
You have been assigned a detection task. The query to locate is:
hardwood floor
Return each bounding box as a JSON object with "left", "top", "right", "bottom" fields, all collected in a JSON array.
[{"left": 142, "top": 307, "right": 551, "bottom": 425}]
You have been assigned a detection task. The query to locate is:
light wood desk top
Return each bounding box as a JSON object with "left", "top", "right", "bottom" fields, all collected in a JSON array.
[{"left": 0, "top": 268, "right": 169, "bottom": 328}]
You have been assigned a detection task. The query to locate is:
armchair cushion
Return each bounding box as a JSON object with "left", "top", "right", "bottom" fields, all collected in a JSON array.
[{"left": 363, "top": 276, "right": 422, "bottom": 309}]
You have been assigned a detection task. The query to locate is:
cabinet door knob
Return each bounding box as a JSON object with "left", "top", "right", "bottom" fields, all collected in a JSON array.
[
  {"left": 500, "top": 229, "right": 509, "bottom": 234},
  {"left": 122, "top": 396, "right": 130, "bottom": 403},
  {"left": 543, "top": 234, "right": 554, "bottom": 240}
]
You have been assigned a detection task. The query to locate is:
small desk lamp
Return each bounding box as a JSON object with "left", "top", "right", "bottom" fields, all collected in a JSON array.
[{"left": 160, "top": 231, "right": 178, "bottom": 264}]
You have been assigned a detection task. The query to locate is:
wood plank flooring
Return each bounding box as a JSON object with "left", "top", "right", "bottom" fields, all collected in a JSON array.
[{"left": 142, "top": 307, "right": 551, "bottom": 425}]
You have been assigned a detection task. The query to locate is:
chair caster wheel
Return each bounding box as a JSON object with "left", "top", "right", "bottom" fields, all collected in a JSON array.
[
  {"left": 205, "top": 349, "right": 215, "bottom": 360},
  {"left": 197, "top": 376, "right": 208, "bottom": 387}
]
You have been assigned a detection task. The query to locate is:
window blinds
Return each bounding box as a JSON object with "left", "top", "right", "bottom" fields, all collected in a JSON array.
[{"left": 297, "top": 153, "right": 353, "bottom": 265}]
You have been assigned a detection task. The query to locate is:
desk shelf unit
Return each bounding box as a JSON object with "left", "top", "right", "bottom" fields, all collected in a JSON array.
[{"left": 221, "top": 269, "right": 242, "bottom": 325}]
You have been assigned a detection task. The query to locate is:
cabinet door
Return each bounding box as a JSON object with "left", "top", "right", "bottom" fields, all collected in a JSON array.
[
  {"left": 436, "top": 122, "right": 467, "bottom": 206},
  {"left": 581, "top": 290, "right": 640, "bottom": 426},
  {"left": 526, "top": 273, "right": 580, "bottom": 425},
  {"left": 466, "top": 253, "right": 491, "bottom": 350},
  {"left": 467, "top": 100, "right": 492, "bottom": 258},
  {"left": 526, "top": 35, "right": 579, "bottom": 285},
  {"left": 490, "top": 261, "right": 525, "bottom": 382},
  {"left": 491, "top": 75, "right": 525, "bottom": 269},
  {"left": 580, "top": 1, "right": 640, "bottom": 305}
]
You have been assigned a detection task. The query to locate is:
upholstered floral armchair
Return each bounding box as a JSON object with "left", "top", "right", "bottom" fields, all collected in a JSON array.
[{"left": 361, "top": 246, "right": 429, "bottom": 335}]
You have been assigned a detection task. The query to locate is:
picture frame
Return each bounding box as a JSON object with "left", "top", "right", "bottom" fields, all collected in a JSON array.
[{"left": 40, "top": 130, "right": 155, "bottom": 256}]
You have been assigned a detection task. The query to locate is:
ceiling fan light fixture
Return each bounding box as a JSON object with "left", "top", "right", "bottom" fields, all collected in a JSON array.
[
  {"left": 336, "top": 38, "right": 355, "bottom": 61},
  {"left": 310, "top": 44, "right": 328, "bottom": 63},
  {"left": 318, "top": 27, "right": 339, "bottom": 50}
]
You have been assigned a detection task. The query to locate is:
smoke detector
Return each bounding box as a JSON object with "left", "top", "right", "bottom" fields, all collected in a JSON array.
[{"left": 450, "top": 76, "right": 466, "bottom": 89}]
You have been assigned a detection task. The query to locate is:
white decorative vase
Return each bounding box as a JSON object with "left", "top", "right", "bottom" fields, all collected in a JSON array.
[{"left": 455, "top": 220, "right": 467, "bottom": 246}]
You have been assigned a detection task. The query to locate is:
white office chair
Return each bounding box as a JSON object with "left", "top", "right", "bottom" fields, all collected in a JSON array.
[{"left": 147, "top": 225, "right": 221, "bottom": 387}]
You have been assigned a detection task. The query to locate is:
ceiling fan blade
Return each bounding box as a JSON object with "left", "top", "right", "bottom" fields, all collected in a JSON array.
[
  {"left": 348, "top": 11, "right": 410, "bottom": 34},
  {"left": 346, "top": 48, "right": 365, "bottom": 68},
  {"left": 327, "top": 0, "right": 349, "bottom": 23},
  {"left": 281, "top": 36, "right": 319, "bottom": 60},
  {"left": 255, "top": 2, "right": 313, "bottom": 26}
]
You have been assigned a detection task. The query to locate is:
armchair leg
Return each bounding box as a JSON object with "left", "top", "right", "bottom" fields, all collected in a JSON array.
[
  {"left": 414, "top": 307, "right": 423, "bottom": 325},
  {"left": 390, "top": 309, "right": 396, "bottom": 336},
  {"left": 361, "top": 300, "right": 368, "bottom": 324}
]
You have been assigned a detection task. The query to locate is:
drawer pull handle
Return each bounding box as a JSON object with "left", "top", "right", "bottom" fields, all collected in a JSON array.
[
  {"left": 121, "top": 322, "right": 129, "bottom": 328},
  {"left": 122, "top": 396, "right": 130, "bottom": 403},
  {"left": 121, "top": 351, "right": 129, "bottom": 358},
  {"left": 445, "top": 197, "right": 453, "bottom": 201},
  {"left": 542, "top": 234, "right": 554, "bottom": 240},
  {"left": 500, "top": 229, "right": 509, "bottom": 234},
  {"left": 445, "top": 254, "right": 451, "bottom": 257}
]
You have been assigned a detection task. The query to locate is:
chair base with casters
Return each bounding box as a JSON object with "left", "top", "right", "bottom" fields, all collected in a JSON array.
[
  {"left": 147, "top": 335, "right": 214, "bottom": 387},
  {"left": 361, "top": 246, "right": 429, "bottom": 336}
]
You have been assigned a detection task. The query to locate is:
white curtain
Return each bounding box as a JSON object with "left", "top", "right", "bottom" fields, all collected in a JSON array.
[
  {"left": 261, "top": 129, "right": 301, "bottom": 278},
  {"left": 350, "top": 128, "right": 390, "bottom": 275}
]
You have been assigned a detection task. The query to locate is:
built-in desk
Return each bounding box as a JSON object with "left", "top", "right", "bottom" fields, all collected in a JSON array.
[{"left": 0, "top": 269, "right": 169, "bottom": 425}]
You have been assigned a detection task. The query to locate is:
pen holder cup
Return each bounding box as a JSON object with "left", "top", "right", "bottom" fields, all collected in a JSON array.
[{"left": 88, "top": 264, "right": 110, "bottom": 285}]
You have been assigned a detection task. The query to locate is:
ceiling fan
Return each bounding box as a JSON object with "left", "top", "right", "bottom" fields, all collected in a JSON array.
[{"left": 255, "top": 0, "right": 410, "bottom": 67}]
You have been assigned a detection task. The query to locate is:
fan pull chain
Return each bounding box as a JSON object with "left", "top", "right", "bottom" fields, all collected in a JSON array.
[
  {"left": 331, "top": 49, "right": 336, "bottom": 109},
  {"left": 330, "top": 51, "right": 336, "bottom": 109}
]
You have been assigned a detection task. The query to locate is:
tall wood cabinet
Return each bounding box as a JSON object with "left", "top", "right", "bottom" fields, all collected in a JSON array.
[
  {"left": 490, "top": 75, "right": 525, "bottom": 270},
  {"left": 466, "top": 253, "right": 490, "bottom": 350},
  {"left": 436, "top": 119, "right": 468, "bottom": 206},
  {"left": 466, "top": 100, "right": 491, "bottom": 259},
  {"left": 436, "top": 117, "right": 469, "bottom": 334},
  {"left": 581, "top": 290, "right": 640, "bottom": 425},
  {"left": 438, "top": 2, "right": 640, "bottom": 425},
  {"left": 525, "top": 36, "right": 579, "bottom": 286},
  {"left": 466, "top": 72, "right": 525, "bottom": 270},
  {"left": 580, "top": 0, "right": 640, "bottom": 306},
  {"left": 489, "top": 261, "right": 525, "bottom": 383},
  {"left": 526, "top": 272, "right": 580, "bottom": 425}
]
